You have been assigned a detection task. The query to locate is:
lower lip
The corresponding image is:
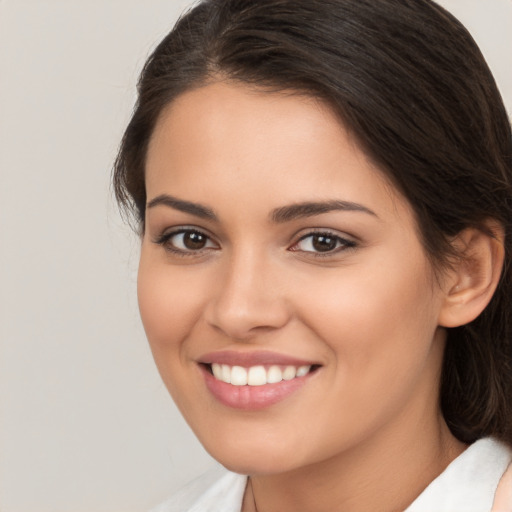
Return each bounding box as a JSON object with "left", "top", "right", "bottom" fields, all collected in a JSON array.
[{"left": 201, "top": 366, "right": 313, "bottom": 410}]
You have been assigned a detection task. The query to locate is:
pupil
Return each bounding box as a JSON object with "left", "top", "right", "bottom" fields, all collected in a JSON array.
[
  {"left": 184, "top": 232, "right": 206, "bottom": 250},
  {"left": 312, "top": 235, "right": 336, "bottom": 252}
]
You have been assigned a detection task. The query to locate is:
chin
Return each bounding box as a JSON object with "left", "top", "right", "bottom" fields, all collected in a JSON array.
[
  {"left": 202, "top": 436, "right": 307, "bottom": 476},
  {"left": 217, "top": 454, "right": 299, "bottom": 477}
]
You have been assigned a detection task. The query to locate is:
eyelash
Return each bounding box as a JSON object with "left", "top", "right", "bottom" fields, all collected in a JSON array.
[
  {"left": 153, "top": 228, "right": 219, "bottom": 257},
  {"left": 289, "top": 231, "right": 357, "bottom": 256},
  {"left": 153, "top": 228, "right": 357, "bottom": 257}
]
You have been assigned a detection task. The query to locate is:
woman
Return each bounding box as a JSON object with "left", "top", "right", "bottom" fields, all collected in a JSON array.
[{"left": 113, "top": 0, "right": 512, "bottom": 510}]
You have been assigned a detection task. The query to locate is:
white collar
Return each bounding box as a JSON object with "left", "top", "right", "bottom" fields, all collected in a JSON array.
[
  {"left": 154, "top": 437, "right": 511, "bottom": 512},
  {"left": 406, "top": 437, "right": 511, "bottom": 512}
]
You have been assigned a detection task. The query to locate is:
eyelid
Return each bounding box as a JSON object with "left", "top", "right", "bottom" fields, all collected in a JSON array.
[
  {"left": 292, "top": 227, "right": 357, "bottom": 243},
  {"left": 151, "top": 225, "right": 357, "bottom": 257},
  {"left": 152, "top": 224, "right": 216, "bottom": 241},
  {"left": 152, "top": 226, "right": 220, "bottom": 255},
  {"left": 289, "top": 229, "right": 357, "bottom": 254}
]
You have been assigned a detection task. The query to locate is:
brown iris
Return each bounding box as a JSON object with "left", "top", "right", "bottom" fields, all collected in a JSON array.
[
  {"left": 183, "top": 231, "right": 208, "bottom": 250},
  {"left": 312, "top": 234, "right": 338, "bottom": 252}
]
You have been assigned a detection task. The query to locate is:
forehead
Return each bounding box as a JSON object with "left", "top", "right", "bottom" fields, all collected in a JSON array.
[{"left": 145, "top": 81, "right": 409, "bottom": 224}]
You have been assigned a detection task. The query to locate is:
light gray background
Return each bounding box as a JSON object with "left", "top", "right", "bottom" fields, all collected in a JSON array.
[{"left": 0, "top": 1, "right": 510, "bottom": 511}]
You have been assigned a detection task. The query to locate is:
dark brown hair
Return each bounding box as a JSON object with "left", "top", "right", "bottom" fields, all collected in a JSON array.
[{"left": 113, "top": 0, "right": 512, "bottom": 445}]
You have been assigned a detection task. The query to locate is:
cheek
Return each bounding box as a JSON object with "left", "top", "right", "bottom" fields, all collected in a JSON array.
[
  {"left": 137, "top": 252, "right": 213, "bottom": 414},
  {"left": 137, "top": 252, "right": 205, "bottom": 358},
  {"left": 284, "top": 258, "right": 443, "bottom": 452},
  {"left": 294, "top": 250, "right": 439, "bottom": 385}
]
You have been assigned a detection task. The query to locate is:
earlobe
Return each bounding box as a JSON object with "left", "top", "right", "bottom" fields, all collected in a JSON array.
[{"left": 438, "top": 222, "right": 505, "bottom": 328}]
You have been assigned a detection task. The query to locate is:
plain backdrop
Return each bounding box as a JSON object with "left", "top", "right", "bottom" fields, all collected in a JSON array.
[{"left": 0, "top": 1, "right": 510, "bottom": 511}]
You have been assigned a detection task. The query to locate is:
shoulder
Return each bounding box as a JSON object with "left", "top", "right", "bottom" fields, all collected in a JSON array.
[
  {"left": 149, "top": 466, "right": 247, "bottom": 512},
  {"left": 493, "top": 458, "right": 512, "bottom": 512},
  {"left": 407, "top": 437, "right": 512, "bottom": 512}
]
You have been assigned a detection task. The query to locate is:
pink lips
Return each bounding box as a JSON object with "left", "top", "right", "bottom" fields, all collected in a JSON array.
[
  {"left": 198, "top": 350, "right": 319, "bottom": 410},
  {"left": 199, "top": 350, "right": 315, "bottom": 367}
]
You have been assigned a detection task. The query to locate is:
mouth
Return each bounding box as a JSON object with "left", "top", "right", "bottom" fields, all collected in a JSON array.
[
  {"left": 202, "top": 362, "right": 320, "bottom": 386},
  {"left": 197, "top": 352, "right": 322, "bottom": 410}
]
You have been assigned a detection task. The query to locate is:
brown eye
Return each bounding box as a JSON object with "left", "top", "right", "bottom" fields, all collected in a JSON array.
[
  {"left": 183, "top": 231, "right": 208, "bottom": 250},
  {"left": 291, "top": 232, "right": 356, "bottom": 254},
  {"left": 155, "top": 229, "right": 218, "bottom": 253},
  {"left": 312, "top": 234, "right": 337, "bottom": 252}
]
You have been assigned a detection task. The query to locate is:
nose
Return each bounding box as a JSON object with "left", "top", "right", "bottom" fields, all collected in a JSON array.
[{"left": 204, "top": 249, "right": 291, "bottom": 340}]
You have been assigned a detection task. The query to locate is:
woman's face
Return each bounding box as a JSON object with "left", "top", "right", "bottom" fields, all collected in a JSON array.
[{"left": 139, "top": 82, "right": 448, "bottom": 475}]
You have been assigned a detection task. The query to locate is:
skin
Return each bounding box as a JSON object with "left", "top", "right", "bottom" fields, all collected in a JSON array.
[
  {"left": 139, "top": 81, "right": 469, "bottom": 512},
  {"left": 493, "top": 464, "right": 512, "bottom": 512}
]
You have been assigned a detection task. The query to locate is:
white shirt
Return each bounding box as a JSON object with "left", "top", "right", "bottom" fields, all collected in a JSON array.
[{"left": 151, "top": 437, "right": 511, "bottom": 512}]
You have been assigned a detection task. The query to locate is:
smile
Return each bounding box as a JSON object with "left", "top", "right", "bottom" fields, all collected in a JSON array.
[
  {"left": 198, "top": 352, "right": 321, "bottom": 410},
  {"left": 210, "top": 363, "right": 312, "bottom": 386}
]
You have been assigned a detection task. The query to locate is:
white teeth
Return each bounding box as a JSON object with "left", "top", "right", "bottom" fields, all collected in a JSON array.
[
  {"left": 212, "top": 363, "right": 223, "bottom": 380},
  {"left": 267, "top": 365, "right": 283, "bottom": 384},
  {"left": 296, "top": 365, "right": 310, "bottom": 377},
  {"left": 221, "top": 364, "right": 231, "bottom": 384},
  {"left": 282, "top": 366, "right": 296, "bottom": 381},
  {"left": 210, "top": 363, "right": 312, "bottom": 386},
  {"left": 247, "top": 366, "right": 267, "bottom": 386},
  {"left": 231, "top": 366, "right": 248, "bottom": 386}
]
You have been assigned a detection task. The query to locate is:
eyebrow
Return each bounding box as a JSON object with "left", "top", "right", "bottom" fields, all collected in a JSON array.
[
  {"left": 147, "top": 194, "right": 217, "bottom": 220},
  {"left": 146, "top": 194, "right": 377, "bottom": 223},
  {"left": 270, "top": 200, "right": 377, "bottom": 223}
]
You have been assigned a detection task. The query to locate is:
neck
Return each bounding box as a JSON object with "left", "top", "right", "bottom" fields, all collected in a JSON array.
[{"left": 243, "top": 410, "right": 466, "bottom": 512}]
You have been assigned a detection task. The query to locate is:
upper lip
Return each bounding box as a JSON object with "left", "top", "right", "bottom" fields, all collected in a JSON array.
[{"left": 198, "top": 350, "right": 320, "bottom": 367}]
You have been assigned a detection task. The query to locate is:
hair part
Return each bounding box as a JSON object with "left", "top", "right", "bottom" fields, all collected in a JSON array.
[{"left": 113, "top": 0, "right": 512, "bottom": 445}]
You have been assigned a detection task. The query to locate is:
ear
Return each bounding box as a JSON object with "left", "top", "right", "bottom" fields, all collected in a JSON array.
[{"left": 438, "top": 222, "right": 505, "bottom": 328}]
